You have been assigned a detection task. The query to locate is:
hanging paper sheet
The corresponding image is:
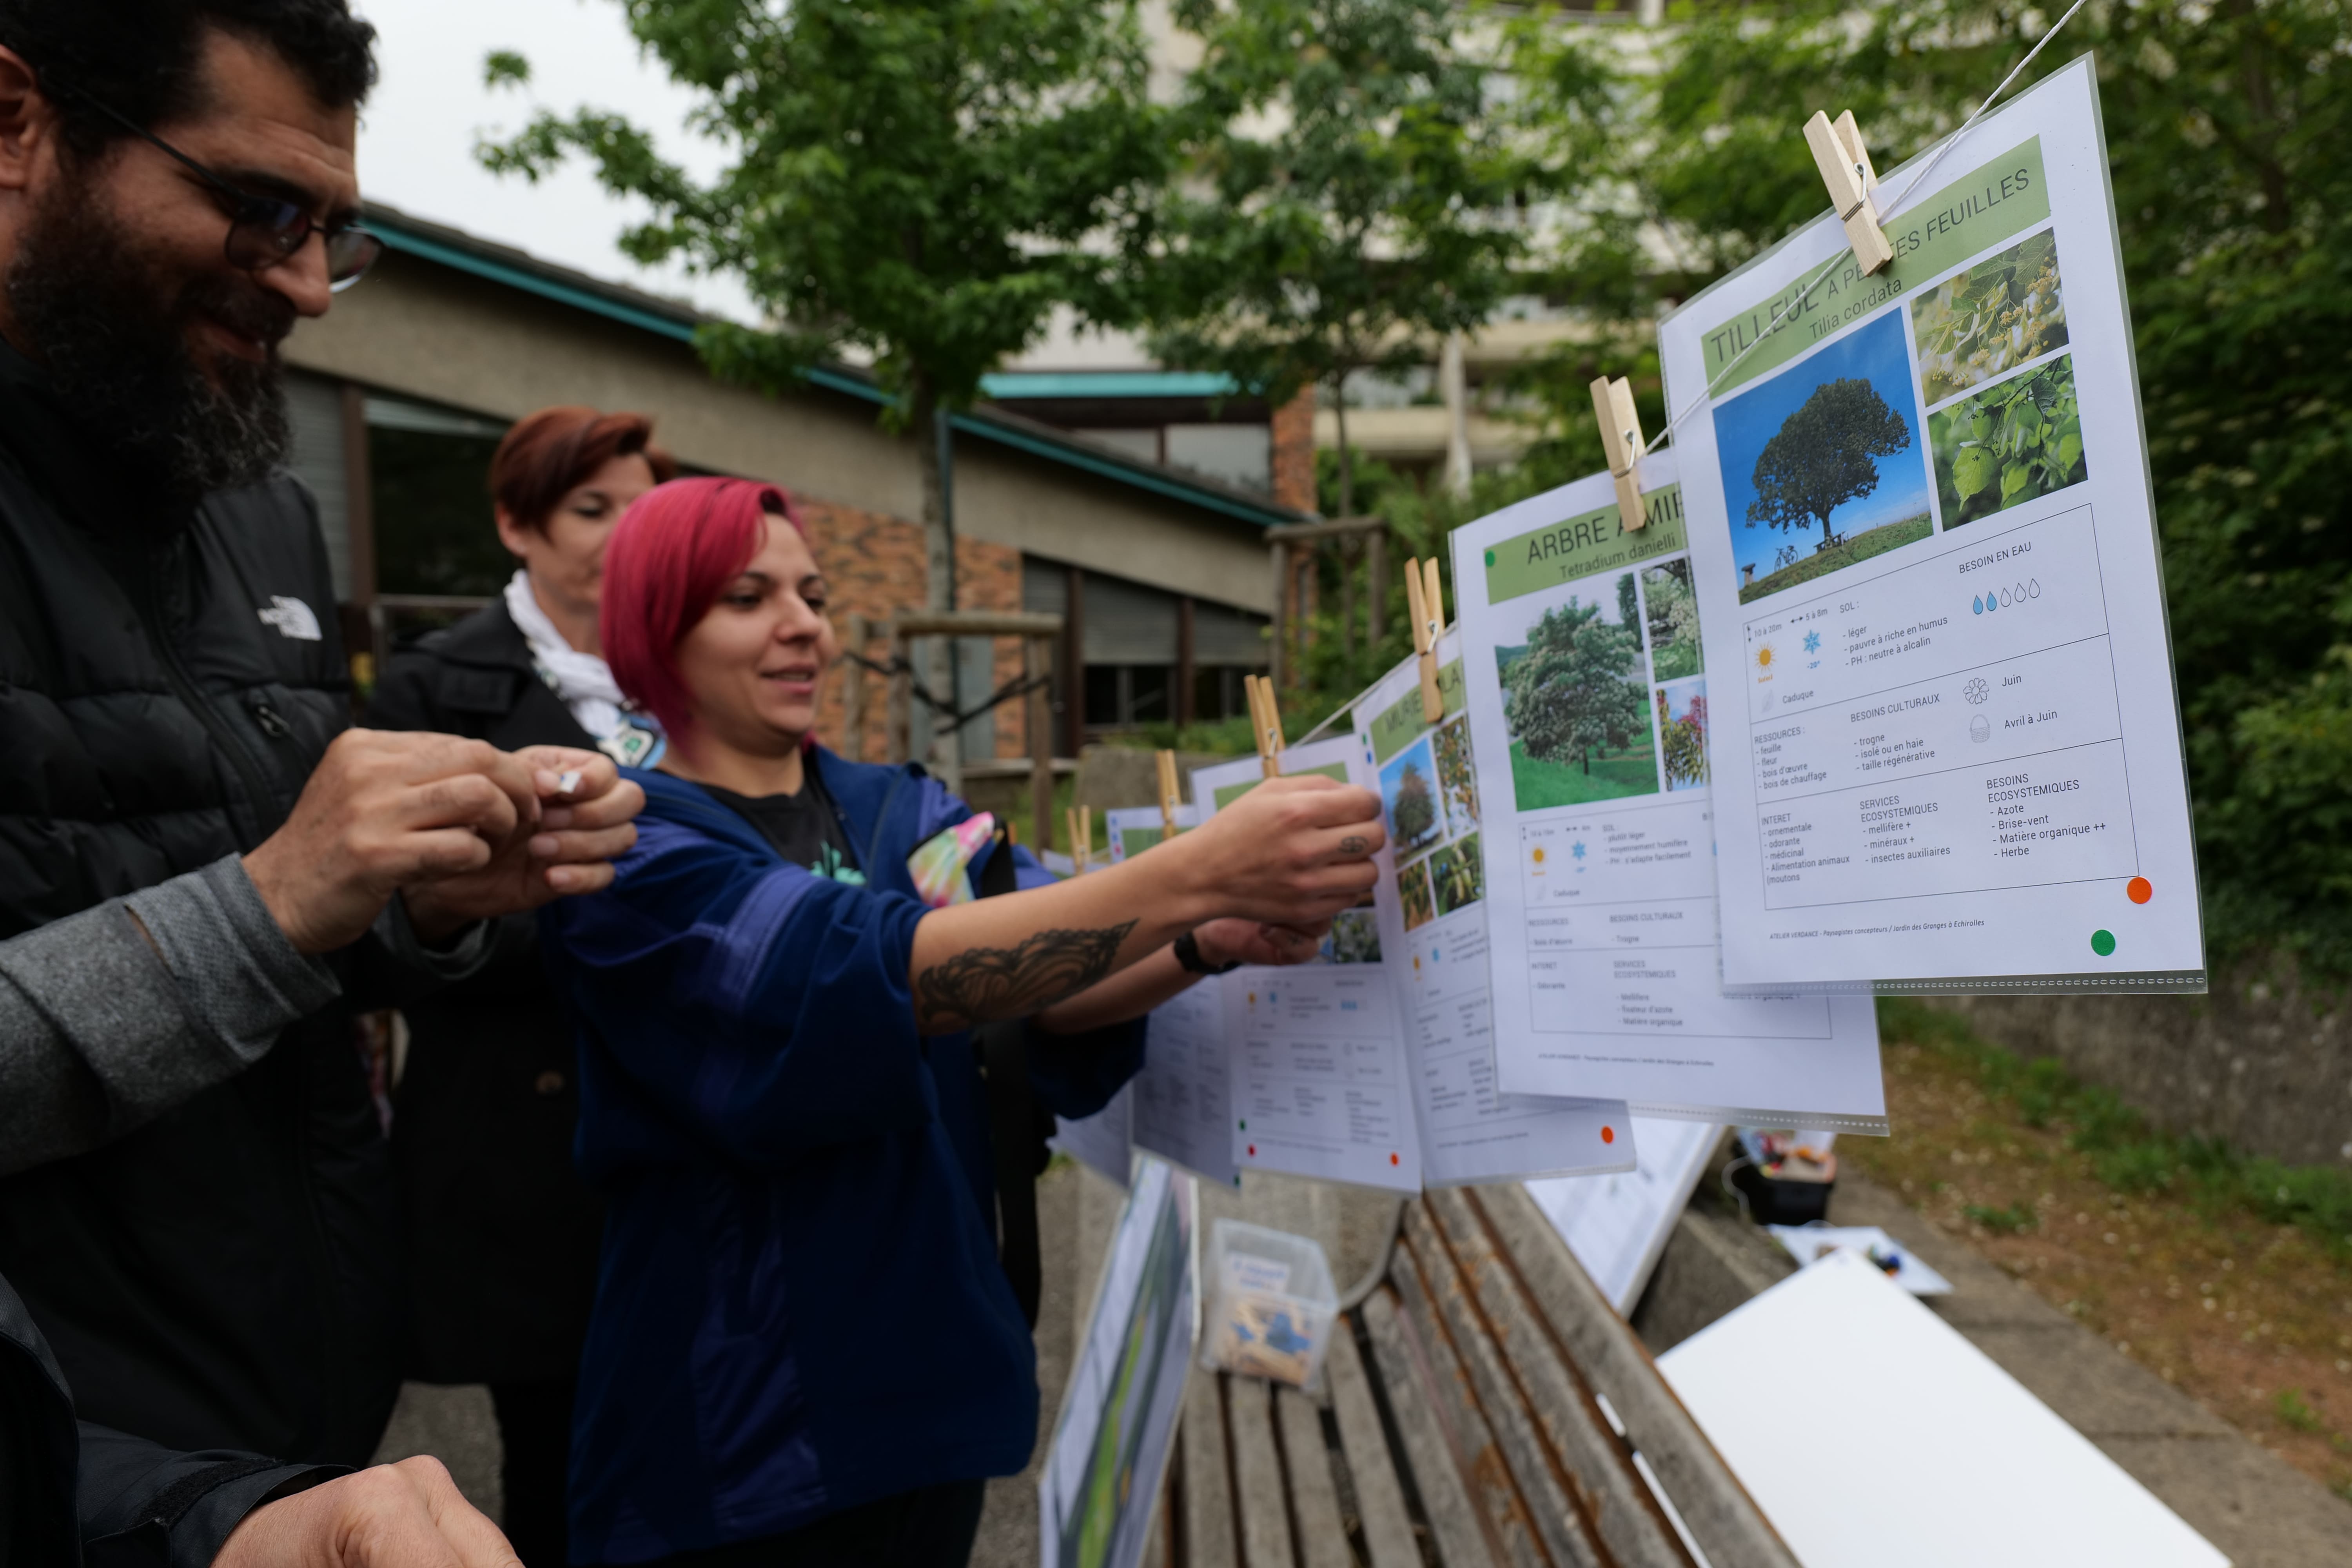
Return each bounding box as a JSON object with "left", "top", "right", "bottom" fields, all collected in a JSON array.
[
  {"left": 1349, "top": 633, "right": 1638, "bottom": 1181},
  {"left": 1451, "top": 457, "right": 1885, "bottom": 1129},
  {"left": 1657, "top": 56, "right": 2203, "bottom": 994}
]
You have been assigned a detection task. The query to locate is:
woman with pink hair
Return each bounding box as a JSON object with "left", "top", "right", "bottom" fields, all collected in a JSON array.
[{"left": 539, "top": 477, "right": 1385, "bottom": 1568}]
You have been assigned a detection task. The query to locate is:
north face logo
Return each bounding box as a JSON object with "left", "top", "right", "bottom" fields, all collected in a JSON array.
[{"left": 258, "top": 596, "right": 321, "bottom": 641}]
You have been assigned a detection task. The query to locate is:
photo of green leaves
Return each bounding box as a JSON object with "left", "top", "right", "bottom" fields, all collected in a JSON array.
[
  {"left": 1912, "top": 229, "right": 2067, "bottom": 406},
  {"left": 1928, "top": 354, "right": 2087, "bottom": 528}
]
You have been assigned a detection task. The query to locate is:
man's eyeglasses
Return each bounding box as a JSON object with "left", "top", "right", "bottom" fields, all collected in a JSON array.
[{"left": 54, "top": 83, "right": 382, "bottom": 292}]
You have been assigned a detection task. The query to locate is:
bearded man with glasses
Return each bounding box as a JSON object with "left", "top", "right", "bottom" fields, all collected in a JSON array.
[{"left": 0, "top": 3, "right": 645, "bottom": 1564}]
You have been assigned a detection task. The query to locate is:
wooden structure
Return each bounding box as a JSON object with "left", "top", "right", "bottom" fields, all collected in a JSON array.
[
  {"left": 1157, "top": 1186, "right": 1796, "bottom": 1568},
  {"left": 838, "top": 610, "right": 1063, "bottom": 849},
  {"left": 1267, "top": 517, "right": 1387, "bottom": 691}
]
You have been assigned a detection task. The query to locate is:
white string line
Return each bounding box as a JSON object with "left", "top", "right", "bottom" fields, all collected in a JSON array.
[{"left": 1644, "top": 0, "right": 2091, "bottom": 455}]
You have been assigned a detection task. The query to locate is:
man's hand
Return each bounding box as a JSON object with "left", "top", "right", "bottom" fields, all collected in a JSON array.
[
  {"left": 213, "top": 1456, "right": 520, "bottom": 1568},
  {"left": 1194, "top": 918, "right": 1330, "bottom": 969},
  {"left": 401, "top": 747, "right": 642, "bottom": 941},
  {"left": 243, "top": 731, "right": 544, "bottom": 954},
  {"left": 1175, "top": 775, "right": 1384, "bottom": 928}
]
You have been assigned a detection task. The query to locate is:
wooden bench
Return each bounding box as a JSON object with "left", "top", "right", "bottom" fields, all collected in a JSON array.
[{"left": 1154, "top": 1185, "right": 1797, "bottom": 1568}]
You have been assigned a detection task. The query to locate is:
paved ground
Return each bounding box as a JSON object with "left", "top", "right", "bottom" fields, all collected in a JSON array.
[{"left": 1825, "top": 1171, "right": 2352, "bottom": 1568}]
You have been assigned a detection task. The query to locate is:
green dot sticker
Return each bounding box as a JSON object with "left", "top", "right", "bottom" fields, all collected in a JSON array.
[
  {"left": 1484, "top": 549, "right": 1497, "bottom": 567},
  {"left": 2091, "top": 929, "right": 2117, "bottom": 956}
]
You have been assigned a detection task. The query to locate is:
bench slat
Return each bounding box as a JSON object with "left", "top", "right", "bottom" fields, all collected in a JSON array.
[
  {"left": 1230, "top": 1376, "right": 1299, "bottom": 1568},
  {"left": 1185, "top": 1368, "right": 1240, "bottom": 1568},
  {"left": 1423, "top": 1189, "right": 1693, "bottom": 1568},
  {"left": 1401, "top": 1206, "right": 1608, "bottom": 1568},
  {"left": 1324, "top": 1327, "right": 1422, "bottom": 1568},
  {"left": 1361, "top": 1289, "right": 1500, "bottom": 1568},
  {"left": 1466, "top": 1187, "right": 1800, "bottom": 1568},
  {"left": 1383, "top": 1256, "right": 1549, "bottom": 1568},
  {"left": 1276, "top": 1387, "right": 1354, "bottom": 1568}
]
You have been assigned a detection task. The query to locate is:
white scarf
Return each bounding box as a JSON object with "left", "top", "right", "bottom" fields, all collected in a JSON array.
[{"left": 504, "top": 570, "right": 629, "bottom": 742}]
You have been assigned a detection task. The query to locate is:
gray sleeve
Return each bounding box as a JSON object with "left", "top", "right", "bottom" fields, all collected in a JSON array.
[{"left": 0, "top": 856, "right": 339, "bottom": 1178}]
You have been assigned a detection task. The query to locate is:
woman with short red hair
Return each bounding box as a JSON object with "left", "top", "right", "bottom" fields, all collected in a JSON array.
[
  {"left": 541, "top": 476, "right": 1387, "bottom": 1567},
  {"left": 363, "top": 405, "right": 677, "bottom": 1566}
]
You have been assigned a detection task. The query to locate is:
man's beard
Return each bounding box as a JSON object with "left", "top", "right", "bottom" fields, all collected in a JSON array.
[{"left": 5, "top": 183, "right": 296, "bottom": 513}]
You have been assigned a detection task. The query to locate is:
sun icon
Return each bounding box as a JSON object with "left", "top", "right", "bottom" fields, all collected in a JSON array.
[
  {"left": 1756, "top": 644, "right": 1775, "bottom": 669},
  {"left": 1532, "top": 846, "right": 1546, "bottom": 865}
]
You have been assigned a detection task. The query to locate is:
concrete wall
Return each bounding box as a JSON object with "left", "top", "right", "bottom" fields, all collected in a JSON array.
[
  {"left": 1933, "top": 955, "right": 2352, "bottom": 1169},
  {"left": 284, "top": 249, "right": 1276, "bottom": 613}
]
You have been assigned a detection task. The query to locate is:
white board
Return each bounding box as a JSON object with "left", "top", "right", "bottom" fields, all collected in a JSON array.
[
  {"left": 1450, "top": 459, "right": 1885, "bottom": 1128},
  {"left": 1040, "top": 1156, "right": 1199, "bottom": 1568},
  {"left": 1658, "top": 1249, "right": 2227, "bottom": 1568},
  {"left": 1525, "top": 1117, "right": 1720, "bottom": 1313},
  {"left": 1658, "top": 57, "right": 2203, "bottom": 993}
]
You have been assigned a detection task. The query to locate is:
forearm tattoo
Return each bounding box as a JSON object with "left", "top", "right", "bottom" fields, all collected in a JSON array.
[{"left": 914, "top": 921, "right": 1138, "bottom": 1032}]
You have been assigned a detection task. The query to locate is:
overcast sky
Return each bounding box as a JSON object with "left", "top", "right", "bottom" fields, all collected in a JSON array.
[{"left": 354, "top": 0, "right": 755, "bottom": 319}]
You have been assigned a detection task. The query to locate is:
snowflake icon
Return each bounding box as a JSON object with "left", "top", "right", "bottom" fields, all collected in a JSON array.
[
  {"left": 1802, "top": 630, "right": 1821, "bottom": 654},
  {"left": 1572, "top": 841, "right": 1587, "bottom": 861},
  {"left": 1964, "top": 677, "right": 1990, "bottom": 705}
]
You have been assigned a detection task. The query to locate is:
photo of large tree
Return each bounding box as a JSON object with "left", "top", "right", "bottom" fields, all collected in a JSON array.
[
  {"left": 1746, "top": 377, "right": 1913, "bottom": 550},
  {"left": 1495, "top": 577, "right": 1661, "bottom": 810}
]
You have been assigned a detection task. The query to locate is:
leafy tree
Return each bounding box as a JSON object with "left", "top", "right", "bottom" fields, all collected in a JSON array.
[
  {"left": 1502, "top": 597, "right": 1645, "bottom": 774},
  {"left": 1615, "top": 570, "right": 1640, "bottom": 629},
  {"left": 1746, "top": 378, "right": 1912, "bottom": 550},
  {"left": 1391, "top": 759, "right": 1438, "bottom": 847},
  {"left": 477, "top": 0, "right": 1165, "bottom": 628},
  {"left": 1151, "top": 0, "right": 1532, "bottom": 518}
]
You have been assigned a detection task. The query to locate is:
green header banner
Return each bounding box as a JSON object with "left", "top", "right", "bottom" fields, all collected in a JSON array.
[
  {"left": 1481, "top": 485, "right": 1686, "bottom": 607},
  {"left": 1702, "top": 138, "right": 2049, "bottom": 396},
  {"left": 1211, "top": 760, "right": 1348, "bottom": 811},
  {"left": 1368, "top": 658, "right": 1465, "bottom": 764}
]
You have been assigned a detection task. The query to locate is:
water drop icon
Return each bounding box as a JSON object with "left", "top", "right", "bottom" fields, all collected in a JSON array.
[
  {"left": 1986, "top": 592, "right": 1997, "bottom": 613},
  {"left": 1973, "top": 595, "right": 1984, "bottom": 614},
  {"left": 2028, "top": 578, "right": 2042, "bottom": 599},
  {"left": 2000, "top": 586, "right": 2012, "bottom": 607},
  {"left": 2014, "top": 582, "right": 2027, "bottom": 604}
]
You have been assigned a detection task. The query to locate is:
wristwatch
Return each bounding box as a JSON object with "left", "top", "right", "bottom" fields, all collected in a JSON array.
[{"left": 1173, "top": 929, "right": 1243, "bottom": 975}]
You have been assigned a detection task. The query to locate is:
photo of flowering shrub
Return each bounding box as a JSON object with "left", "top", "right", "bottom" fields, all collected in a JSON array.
[{"left": 1912, "top": 229, "right": 2067, "bottom": 405}]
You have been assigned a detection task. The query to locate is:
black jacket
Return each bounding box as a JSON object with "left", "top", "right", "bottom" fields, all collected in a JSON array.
[
  {"left": 363, "top": 603, "right": 606, "bottom": 1384},
  {"left": 0, "top": 345, "right": 406, "bottom": 1475},
  {"left": 3, "top": 1270, "right": 338, "bottom": 1568}
]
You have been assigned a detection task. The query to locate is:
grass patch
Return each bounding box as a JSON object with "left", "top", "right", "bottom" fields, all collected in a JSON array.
[
  {"left": 1964, "top": 1200, "right": 2038, "bottom": 1234},
  {"left": 1508, "top": 740, "right": 1659, "bottom": 810},
  {"left": 2278, "top": 1388, "right": 2326, "bottom": 1434},
  {"left": 1738, "top": 515, "right": 1933, "bottom": 604},
  {"left": 1876, "top": 998, "right": 2352, "bottom": 1259}
]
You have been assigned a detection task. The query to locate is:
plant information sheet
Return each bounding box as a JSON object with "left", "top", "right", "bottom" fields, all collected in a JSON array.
[
  {"left": 1192, "top": 739, "right": 1426, "bottom": 1193},
  {"left": 1351, "top": 635, "right": 1639, "bottom": 1182},
  {"left": 1452, "top": 462, "right": 1885, "bottom": 1127},
  {"left": 1659, "top": 58, "right": 2203, "bottom": 992},
  {"left": 1053, "top": 954, "right": 1241, "bottom": 1191}
]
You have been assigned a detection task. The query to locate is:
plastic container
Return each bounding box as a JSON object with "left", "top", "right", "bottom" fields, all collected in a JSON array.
[{"left": 1200, "top": 1219, "right": 1338, "bottom": 1390}]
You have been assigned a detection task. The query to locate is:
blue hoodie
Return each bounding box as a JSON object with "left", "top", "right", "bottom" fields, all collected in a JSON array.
[{"left": 539, "top": 751, "right": 1143, "bottom": 1564}]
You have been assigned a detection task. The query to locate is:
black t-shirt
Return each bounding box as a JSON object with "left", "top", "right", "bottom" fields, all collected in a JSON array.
[{"left": 701, "top": 771, "right": 866, "bottom": 886}]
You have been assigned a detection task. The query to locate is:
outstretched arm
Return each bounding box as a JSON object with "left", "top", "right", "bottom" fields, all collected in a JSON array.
[{"left": 906, "top": 775, "right": 1383, "bottom": 1035}]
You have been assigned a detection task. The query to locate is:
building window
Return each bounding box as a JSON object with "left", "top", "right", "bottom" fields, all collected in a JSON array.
[{"left": 367, "top": 395, "right": 513, "bottom": 604}]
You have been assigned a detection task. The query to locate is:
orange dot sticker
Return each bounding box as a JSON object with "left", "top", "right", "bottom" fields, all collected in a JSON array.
[
  {"left": 2127, "top": 877, "right": 2153, "bottom": 904},
  {"left": 1247, "top": 1144, "right": 1257, "bottom": 1157},
  {"left": 1601, "top": 1125, "right": 1615, "bottom": 1144},
  {"left": 1389, "top": 1152, "right": 1399, "bottom": 1166}
]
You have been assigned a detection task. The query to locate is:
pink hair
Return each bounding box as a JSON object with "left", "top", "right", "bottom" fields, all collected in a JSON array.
[{"left": 600, "top": 476, "right": 805, "bottom": 749}]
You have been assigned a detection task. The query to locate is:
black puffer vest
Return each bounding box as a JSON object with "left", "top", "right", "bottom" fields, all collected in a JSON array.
[{"left": 0, "top": 346, "right": 400, "bottom": 1466}]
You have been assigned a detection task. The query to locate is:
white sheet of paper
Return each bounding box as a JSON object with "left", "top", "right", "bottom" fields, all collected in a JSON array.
[
  {"left": 1659, "top": 1250, "right": 2225, "bottom": 1567},
  {"left": 1349, "top": 635, "right": 1635, "bottom": 1183},
  {"left": 1766, "top": 1224, "right": 1952, "bottom": 1296},
  {"left": 1659, "top": 58, "right": 2203, "bottom": 993},
  {"left": 1191, "top": 739, "right": 1425, "bottom": 1193},
  {"left": 1526, "top": 1118, "right": 1721, "bottom": 1313},
  {"left": 1451, "top": 462, "right": 1886, "bottom": 1128},
  {"left": 1132, "top": 982, "right": 1241, "bottom": 1189},
  {"left": 1106, "top": 804, "right": 1197, "bottom": 862},
  {"left": 1039, "top": 1156, "right": 1198, "bottom": 1568},
  {"left": 1053, "top": 1088, "right": 1134, "bottom": 1189}
]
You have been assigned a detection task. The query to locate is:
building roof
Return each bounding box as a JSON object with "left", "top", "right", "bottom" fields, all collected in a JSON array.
[{"left": 363, "top": 202, "right": 1307, "bottom": 530}]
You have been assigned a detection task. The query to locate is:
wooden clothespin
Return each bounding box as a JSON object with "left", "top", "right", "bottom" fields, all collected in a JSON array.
[
  {"left": 1245, "top": 673, "right": 1285, "bottom": 779},
  {"left": 1065, "top": 806, "right": 1092, "bottom": 874},
  {"left": 1404, "top": 557, "right": 1445, "bottom": 723},
  {"left": 1155, "top": 750, "right": 1182, "bottom": 838},
  {"left": 1804, "top": 109, "right": 1894, "bottom": 276},
  {"left": 1590, "top": 375, "right": 1647, "bottom": 533}
]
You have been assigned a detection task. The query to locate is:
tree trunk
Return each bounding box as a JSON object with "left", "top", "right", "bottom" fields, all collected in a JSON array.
[
  {"left": 911, "top": 378, "right": 960, "bottom": 786},
  {"left": 1332, "top": 374, "right": 1352, "bottom": 520}
]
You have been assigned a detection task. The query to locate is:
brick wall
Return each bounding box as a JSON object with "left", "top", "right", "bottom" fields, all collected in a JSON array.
[
  {"left": 1271, "top": 387, "right": 1318, "bottom": 515},
  {"left": 803, "top": 497, "right": 1025, "bottom": 760}
]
